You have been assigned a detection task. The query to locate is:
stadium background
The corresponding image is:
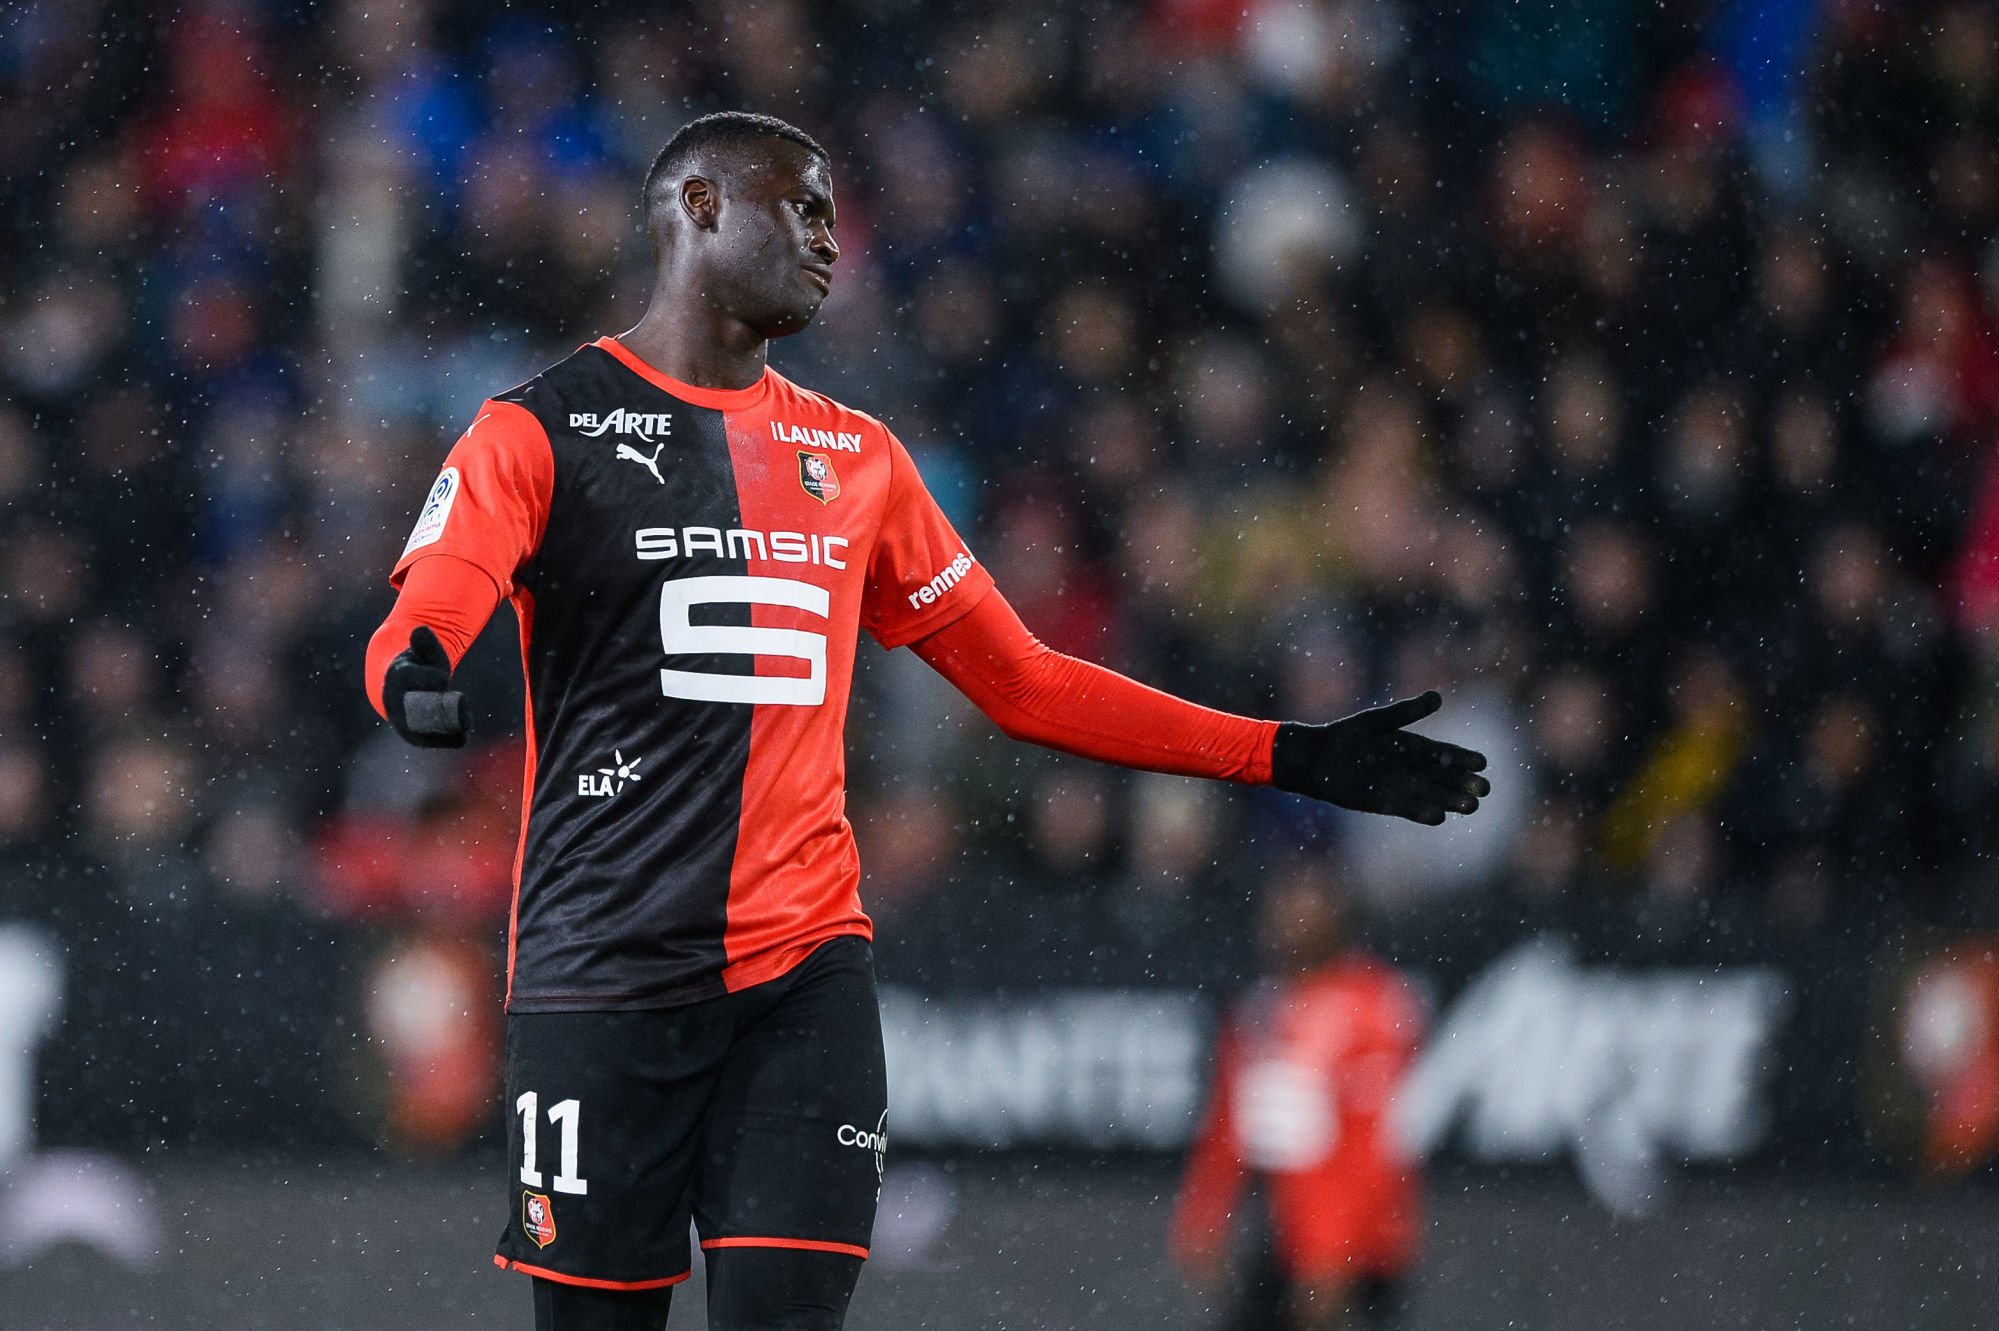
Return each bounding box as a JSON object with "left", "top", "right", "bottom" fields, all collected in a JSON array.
[{"left": 4, "top": 0, "right": 1998, "bottom": 1325}]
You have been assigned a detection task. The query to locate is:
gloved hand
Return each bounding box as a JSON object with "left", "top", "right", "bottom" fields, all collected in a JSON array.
[
  {"left": 381, "top": 626, "right": 471, "bottom": 748},
  {"left": 1271, "top": 691, "right": 1488, "bottom": 825}
]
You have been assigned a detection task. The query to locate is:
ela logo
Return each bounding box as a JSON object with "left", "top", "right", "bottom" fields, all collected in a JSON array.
[
  {"left": 522, "top": 1191, "right": 557, "bottom": 1248},
  {"left": 579, "top": 751, "right": 644, "bottom": 799},
  {"left": 798, "top": 451, "right": 840, "bottom": 503}
]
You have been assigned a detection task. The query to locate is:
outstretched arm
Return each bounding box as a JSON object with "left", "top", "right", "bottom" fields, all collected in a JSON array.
[
  {"left": 910, "top": 589, "right": 1278, "bottom": 782},
  {"left": 911, "top": 590, "right": 1489, "bottom": 822},
  {"left": 1270, "top": 691, "right": 1488, "bottom": 825},
  {"left": 364, "top": 553, "right": 502, "bottom": 746}
]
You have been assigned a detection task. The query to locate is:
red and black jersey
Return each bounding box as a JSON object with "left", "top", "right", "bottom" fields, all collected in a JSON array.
[{"left": 392, "top": 336, "right": 995, "bottom": 1012}]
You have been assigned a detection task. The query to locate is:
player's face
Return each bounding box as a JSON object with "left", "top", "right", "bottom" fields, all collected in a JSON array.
[
  {"left": 715, "top": 144, "right": 840, "bottom": 340},
  {"left": 1258, "top": 871, "right": 1344, "bottom": 972}
]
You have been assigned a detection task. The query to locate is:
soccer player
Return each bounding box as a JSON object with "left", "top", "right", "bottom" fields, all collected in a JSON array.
[
  {"left": 1172, "top": 859, "right": 1427, "bottom": 1330},
  {"left": 364, "top": 112, "right": 1488, "bottom": 1331}
]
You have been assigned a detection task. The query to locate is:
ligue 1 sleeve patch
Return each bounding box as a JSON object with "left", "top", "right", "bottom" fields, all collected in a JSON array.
[
  {"left": 403, "top": 466, "right": 461, "bottom": 555},
  {"left": 522, "top": 1190, "right": 557, "bottom": 1248},
  {"left": 798, "top": 450, "right": 841, "bottom": 503}
]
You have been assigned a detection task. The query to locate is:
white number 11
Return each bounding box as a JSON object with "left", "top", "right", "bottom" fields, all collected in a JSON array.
[{"left": 516, "top": 1092, "right": 590, "bottom": 1195}]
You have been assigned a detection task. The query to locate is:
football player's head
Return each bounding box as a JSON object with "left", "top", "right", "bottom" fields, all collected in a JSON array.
[
  {"left": 645, "top": 112, "right": 838, "bottom": 341},
  {"left": 1259, "top": 857, "right": 1353, "bottom": 973}
]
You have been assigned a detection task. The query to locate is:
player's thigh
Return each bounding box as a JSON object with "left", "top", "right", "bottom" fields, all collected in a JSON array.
[
  {"left": 498, "top": 1008, "right": 730, "bottom": 1287},
  {"left": 533, "top": 1276, "right": 673, "bottom": 1331},
  {"left": 703, "top": 1245, "right": 864, "bottom": 1331},
  {"left": 693, "top": 936, "right": 888, "bottom": 1254}
]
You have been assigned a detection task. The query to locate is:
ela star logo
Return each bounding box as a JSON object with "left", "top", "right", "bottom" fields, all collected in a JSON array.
[{"left": 578, "top": 750, "right": 644, "bottom": 799}]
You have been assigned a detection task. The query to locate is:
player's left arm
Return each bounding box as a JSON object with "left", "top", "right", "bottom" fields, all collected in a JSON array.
[
  {"left": 911, "top": 589, "right": 1276, "bottom": 781},
  {"left": 862, "top": 425, "right": 1486, "bottom": 821},
  {"left": 910, "top": 591, "right": 1490, "bottom": 823}
]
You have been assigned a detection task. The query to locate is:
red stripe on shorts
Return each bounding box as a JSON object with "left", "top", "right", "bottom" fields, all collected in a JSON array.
[
  {"left": 493, "top": 1254, "right": 692, "bottom": 1289},
  {"left": 698, "top": 1236, "right": 870, "bottom": 1260}
]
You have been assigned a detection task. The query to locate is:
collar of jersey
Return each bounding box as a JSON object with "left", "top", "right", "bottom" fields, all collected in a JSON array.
[{"left": 592, "top": 336, "right": 773, "bottom": 411}]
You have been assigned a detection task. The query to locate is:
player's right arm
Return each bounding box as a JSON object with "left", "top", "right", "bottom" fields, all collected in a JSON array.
[{"left": 364, "top": 400, "right": 553, "bottom": 747}]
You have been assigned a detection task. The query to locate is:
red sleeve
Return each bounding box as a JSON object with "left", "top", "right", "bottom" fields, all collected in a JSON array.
[
  {"left": 910, "top": 588, "right": 1278, "bottom": 784},
  {"left": 368, "top": 402, "right": 547, "bottom": 719},
  {"left": 860, "top": 431, "right": 997, "bottom": 648},
  {"left": 364, "top": 553, "right": 503, "bottom": 718},
  {"left": 1171, "top": 1023, "right": 1248, "bottom": 1269},
  {"left": 390, "top": 399, "right": 553, "bottom": 594}
]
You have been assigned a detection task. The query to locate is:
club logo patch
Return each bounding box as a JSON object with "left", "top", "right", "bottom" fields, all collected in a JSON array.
[
  {"left": 522, "top": 1191, "right": 557, "bottom": 1248},
  {"left": 798, "top": 451, "right": 841, "bottom": 503}
]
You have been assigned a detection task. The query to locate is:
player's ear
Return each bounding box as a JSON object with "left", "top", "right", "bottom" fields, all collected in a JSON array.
[{"left": 679, "top": 176, "right": 720, "bottom": 231}]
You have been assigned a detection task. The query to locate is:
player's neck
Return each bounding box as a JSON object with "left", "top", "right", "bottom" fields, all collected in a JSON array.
[{"left": 618, "top": 303, "right": 768, "bottom": 392}]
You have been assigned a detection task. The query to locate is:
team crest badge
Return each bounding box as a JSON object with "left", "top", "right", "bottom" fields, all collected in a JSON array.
[
  {"left": 522, "top": 1191, "right": 557, "bottom": 1248},
  {"left": 798, "top": 450, "right": 841, "bottom": 503}
]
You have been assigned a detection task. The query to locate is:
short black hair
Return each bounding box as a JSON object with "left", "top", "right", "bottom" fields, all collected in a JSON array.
[{"left": 643, "top": 111, "right": 828, "bottom": 216}]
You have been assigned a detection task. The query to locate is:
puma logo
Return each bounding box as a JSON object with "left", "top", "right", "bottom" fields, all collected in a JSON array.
[{"left": 617, "top": 441, "right": 666, "bottom": 486}]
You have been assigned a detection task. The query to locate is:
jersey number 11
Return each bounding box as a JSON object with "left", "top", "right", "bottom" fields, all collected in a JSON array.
[{"left": 516, "top": 1091, "right": 590, "bottom": 1195}]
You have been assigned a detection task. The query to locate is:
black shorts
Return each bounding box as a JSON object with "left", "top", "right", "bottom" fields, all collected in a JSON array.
[{"left": 492, "top": 935, "right": 887, "bottom": 1290}]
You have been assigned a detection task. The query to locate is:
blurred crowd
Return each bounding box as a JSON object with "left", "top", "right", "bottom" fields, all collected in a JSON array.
[{"left": 4, "top": 0, "right": 1999, "bottom": 1149}]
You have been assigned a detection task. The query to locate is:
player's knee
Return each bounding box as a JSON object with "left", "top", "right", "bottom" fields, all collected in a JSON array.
[{"left": 704, "top": 1247, "right": 863, "bottom": 1331}]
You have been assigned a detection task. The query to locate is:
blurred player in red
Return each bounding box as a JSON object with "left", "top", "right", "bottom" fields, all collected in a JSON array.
[{"left": 1173, "top": 859, "right": 1426, "bottom": 1330}]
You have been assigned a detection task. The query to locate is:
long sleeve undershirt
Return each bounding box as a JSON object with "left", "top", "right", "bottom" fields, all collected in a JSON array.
[
  {"left": 908, "top": 589, "right": 1276, "bottom": 784},
  {"left": 363, "top": 553, "right": 501, "bottom": 718}
]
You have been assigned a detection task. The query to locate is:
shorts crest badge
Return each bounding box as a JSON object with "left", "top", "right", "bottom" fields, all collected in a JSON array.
[
  {"left": 522, "top": 1190, "right": 557, "bottom": 1248},
  {"left": 798, "top": 451, "right": 841, "bottom": 503}
]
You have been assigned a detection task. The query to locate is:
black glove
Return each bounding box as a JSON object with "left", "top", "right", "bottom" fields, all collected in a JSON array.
[
  {"left": 381, "top": 626, "right": 471, "bottom": 749},
  {"left": 1271, "top": 691, "right": 1489, "bottom": 825}
]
